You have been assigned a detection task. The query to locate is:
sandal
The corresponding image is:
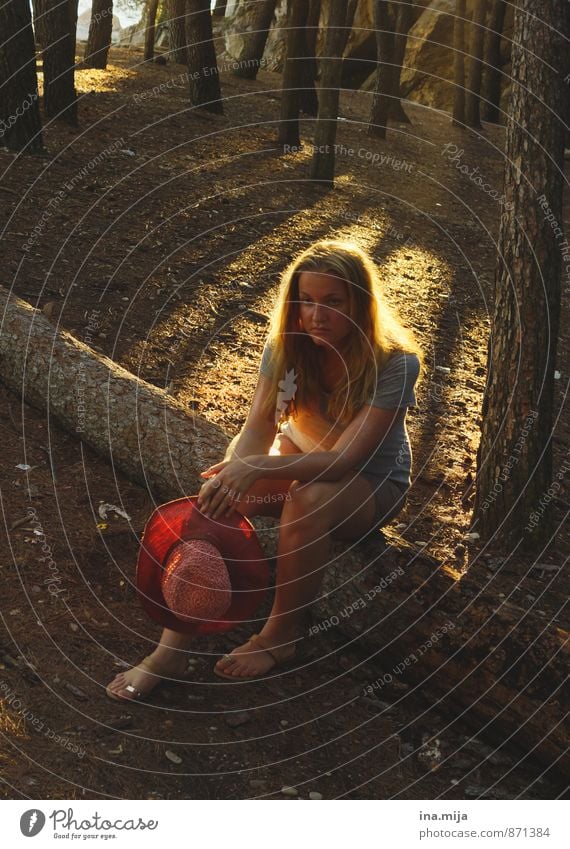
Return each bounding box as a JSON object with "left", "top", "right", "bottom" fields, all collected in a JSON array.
[
  {"left": 105, "top": 654, "right": 192, "bottom": 703},
  {"left": 213, "top": 633, "right": 296, "bottom": 681}
]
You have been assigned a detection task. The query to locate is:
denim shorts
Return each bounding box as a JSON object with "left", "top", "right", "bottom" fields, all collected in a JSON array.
[{"left": 359, "top": 473, "right": 408, "bottom": 533}]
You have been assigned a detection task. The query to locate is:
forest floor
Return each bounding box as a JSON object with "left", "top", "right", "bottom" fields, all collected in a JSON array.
[{"left": 0, "top": 46, "right": 568, "bottom": 800}]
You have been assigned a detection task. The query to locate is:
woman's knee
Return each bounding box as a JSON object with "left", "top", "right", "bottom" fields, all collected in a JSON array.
[{"left": 283, "top": 480, "right": 336, "bottom": 527}]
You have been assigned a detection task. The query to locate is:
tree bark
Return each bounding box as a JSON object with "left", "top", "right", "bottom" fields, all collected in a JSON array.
[
  {"left": 390, "top": 0, "right": 413, "bottom": 124},
  {"left": 0, "top": 0, "right": 44, "bottom": 153},
  {"left": 0, "top": 282, "right": 566, "bottom": 776},
  {"left": 299, "top": 0, "right": 320, "bottom": 116},
  {"left": 278, "top": 0, "right": 310, "bottom": 148},
  {"left": 35, "top": 0, "right": 78, "bottom": 124},
  {"left": 213, "top": 0, "right": 228, "bottom": 15},
  {"left": 83, "top": 0, "right": 113, "bottom": 69},
  {"left": 232, "top": 0, "right": 278, "bottom": 79},
  {"left": 472, "top": 0, "right": 570, "bottom": 550},
  {"left": 368, "top": 0, "right": 394, "bottom": 139},
  {"left": 144, "top": 0, "right": 160, "bottom": 61},
  {"left": 309, "top": 0, "right": 346, "bottom": 185},
  {"left": 482, "top": 0, "right": 506, "bottom": 123},
  {"left": 464, "top": 0, "right": 487, "bottom": 127},
  {"left": 166, "top": 0, "right": 188, "bottom": 64},
  {"left": 186, "top": 0, "right": 224, "bottom": 113},
  {"left": 311, "top": 534, "right": 569, "bottom": 778},
  {"left": 452, "top": 0, "right": 466, "bottom": 126}
]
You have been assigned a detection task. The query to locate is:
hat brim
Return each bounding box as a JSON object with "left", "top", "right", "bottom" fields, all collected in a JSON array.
[{"left": 136, "top": 497, "right": 270, "bottom": 635}]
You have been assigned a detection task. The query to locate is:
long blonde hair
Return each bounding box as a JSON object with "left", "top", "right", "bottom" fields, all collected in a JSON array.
[{"left": 261, "top": 239, "right": 423, "bottom": 425}]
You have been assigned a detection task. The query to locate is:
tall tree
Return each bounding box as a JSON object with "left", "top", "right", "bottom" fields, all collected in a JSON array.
[
  {"left": 186, "top": 0, "right": 223, "bottom": 113},
  {"left": 144, "top": 0, "right": 160, "bottom": 60},
  {"left": 35, "top": 0, "right": 78, "bottom": 124},
  {"left": 233, "top": 0, "right": 278, "bottom": 79},
  {"left": 452, "top": 0, "right": 467, "bottom": 125},
  {"left": 83, "top": 0, "right": 114, "bottom": 69},
  {"left": 464, "top": 0, "right": 487, "bottom": 127},
  {"left": 278, "top": 0, "right": 310, "bottom": 148},
  {"left": 472, "top": 0, "right": 570, "bottom": 550},
  {"left": 482, "top": 0, "right": 507, "bottom": 123},
  {"left": 299, "top": 0, "right": 320, "bottom": 116},
  {"left": 167, "top": 0, "right": 188, "bottom": 64},
  {"left": 309, "top": 0, "right": 347, "bottom": 185},
  {"left": 0, "top": 0, "right": 43, "bottom": 152},
  {"left": 367, "top": 1, "right": 414, "bottom": 137},
  {"left": 213, "top": 0, "right": 228, "bottom": 15}
]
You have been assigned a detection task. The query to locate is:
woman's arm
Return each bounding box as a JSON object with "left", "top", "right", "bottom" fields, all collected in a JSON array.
[{"left": 223, "top": 373, "right": 278, "bottom": 461}]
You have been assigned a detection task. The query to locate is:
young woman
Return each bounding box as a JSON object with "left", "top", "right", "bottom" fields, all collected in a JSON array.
[{"left": 106, "top": 239, "right": 422, "bottom": 698}]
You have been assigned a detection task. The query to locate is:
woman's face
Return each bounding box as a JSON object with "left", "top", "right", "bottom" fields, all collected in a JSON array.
[{"left": 297, "top": 271, "right": 353, "bottom": 351}]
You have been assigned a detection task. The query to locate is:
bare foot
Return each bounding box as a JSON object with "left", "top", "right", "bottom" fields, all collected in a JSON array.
[
  {"left": 214, "top": 633, "right": 296, "bottom": 679},
  {"left": 106, "top": 654, "right": 189, "bottom": 702}
]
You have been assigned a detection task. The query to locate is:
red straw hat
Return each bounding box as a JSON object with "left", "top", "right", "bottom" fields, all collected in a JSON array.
[{"left": 136, "top": 496, "right": 270, "bottom": 635}]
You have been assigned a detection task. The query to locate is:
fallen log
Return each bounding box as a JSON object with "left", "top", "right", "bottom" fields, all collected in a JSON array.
[{"left": 1, "top": 284, "right": 567, "bottom": 777}]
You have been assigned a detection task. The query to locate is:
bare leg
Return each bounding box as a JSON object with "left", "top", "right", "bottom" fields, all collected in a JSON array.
[{"left": 215, "top": 473, "right": 378, "bottom": 678}]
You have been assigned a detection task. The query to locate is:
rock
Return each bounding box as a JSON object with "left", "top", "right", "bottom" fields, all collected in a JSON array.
[
  {"left": 249, "top": 779, "right": 268, "bottom": 790},
  {"left": 280, "top": 785, "right": 299, "bottom": 797},
  {"left": 165, "top": 750, "right": 183, "bottom": 764},
  {"left": 309, "top": 791, "right": 323, "bottom": 800},
  {"left": 225, "top": 711, "right": 251, "bottom": 728}
]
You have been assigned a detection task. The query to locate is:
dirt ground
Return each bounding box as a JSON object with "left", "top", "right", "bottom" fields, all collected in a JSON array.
[{"left": 0, "top": 47, "right": 568, "bottom": 800}]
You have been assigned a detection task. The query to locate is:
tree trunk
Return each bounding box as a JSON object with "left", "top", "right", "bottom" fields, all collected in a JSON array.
[
  {"left": 309, "top": 0, "right": 346, "bottom": 185},
  {"left": 213, "top": 0, "right": 228, "bottom": 15},
  {"left": 278, "top": 0, "right": 310, "bottom": 148},
  {"left": 299, "top": 0, "right": 320, "bottom": 116},
  {"left": 368, "top": 0, "right": 394, "bottom": 139},
  {"left": 311, "top": 534, "right": 569, "bottom": 778},
  {"left": 464, "top": 0, "right": 487, "bottom": 127},
  {"left": 452, "top": 0, "right": 466, "bottom": 125},
  {"left": 232, "top": 0, "right": 278, "bottom": 79},
  {"left": 0, "top": 282, "right": 567, "bottom": 776},
  {"left": 390, "top": 1, "right": 413, "bottom": 124},
  {"left": 83, "top": 0, "right": 113, "bottom": 69},
  {"left": 35, "top": 0, "right": 78, "bottom": 124},
  {"left": 0, "top": 0, "right": 44, "bottom": 153},
  {"left": 186, "top": 0, "right": 224, "bottom": 113},
  {"left": 472, "top": 0, "right": 570, "bottom": 551},
  {"left": 167, "top": 0, "right": 188, "bottom": 64},
  {"left": 144, "top": 0, "right": 160, "bottom": 61},
  {"left": 482, "top": 0, "right": 506, "bottom": 123}
]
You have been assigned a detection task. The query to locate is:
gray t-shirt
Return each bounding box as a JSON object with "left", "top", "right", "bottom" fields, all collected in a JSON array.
[{"left": 259, "top": 339, "right": 420, "bottom": 488}]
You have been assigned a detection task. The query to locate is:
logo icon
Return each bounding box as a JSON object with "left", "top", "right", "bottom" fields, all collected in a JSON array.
[{"left": 20, "top": 810, "right": 46, "bottom": 837}]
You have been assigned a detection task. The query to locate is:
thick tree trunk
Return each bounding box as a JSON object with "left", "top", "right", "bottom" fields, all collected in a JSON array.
[
  {"left": 368, "top": 0, "right": 394, "bottom": 139},
  {"left": 482, "top": 0, "right": 506, "bottom": 123},
  {"left": 309, "top": 0, "right": 346, "bottom": 185},
  {"left": 144, "top": 0, "right": 160, "bottom": 61},
  {"left": 213, "top": 0, "right": 228, "bottom": 15},
  {"left": 311, "top": 534, "right": 569, "bottom": 778},
  {"left": 472, "top": 0, "right": 570, "bottom": 550},
  {"left": 390, "top": 1, "right": 412, "bottom": 124},
  {"left": 35, "top": 0, "right": 78, "bottom": 124},
  {"left": 186, "top": 0, "right": 224, "bottom": 113},
  {"left": 278, "top": 0, "right": 310, "bottom": 148},
  {"left": 0, "top": 0, "right": 44, "bottom": 153},
  {"left": 167, "top": 0, "right": 188, "bottom": 64},
  {"left": 452, "top": 0, "right": 466, "bottom": 125},
  {"left": 0, "top": 282, "right": 566, "bottom": 776},
  {"left": 0, "top": 286, "right": 225, "bottom": 499},
  {"left": 464, "top": 0, "right": 487, "bottom": 127},
  {"left": 299, "top": 0, "right": 320, "bottom": 116},
  {"left": 232, "top": 0, "right": 278, "bottom": 79},
  {"left": 83, "top": 0, "right": 113, "bottom": 69}
]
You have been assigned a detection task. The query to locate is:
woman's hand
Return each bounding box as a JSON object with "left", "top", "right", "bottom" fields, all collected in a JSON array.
[{"left": 197, "top": 458, "right": 260, "bottom": 519}]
